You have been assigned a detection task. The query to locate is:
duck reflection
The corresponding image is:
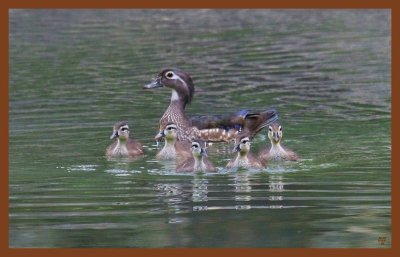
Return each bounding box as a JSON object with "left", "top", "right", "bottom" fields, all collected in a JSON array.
[
  {"left": 233, "top": 173, "right": 252, "bottom": 210},
  {"left": 268, "top": 174, "right": 285, "bottom": 208},
  {"left": 154, "top": 174, "right": 212, "bottom": 216},
  {"left": 191, "top": 175, "right": 210, "bottom": 212}
]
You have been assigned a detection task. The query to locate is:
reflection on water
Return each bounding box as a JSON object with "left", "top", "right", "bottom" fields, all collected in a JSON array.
[{"left": 9, "top": 9, "right": 391, "bottom": 248}]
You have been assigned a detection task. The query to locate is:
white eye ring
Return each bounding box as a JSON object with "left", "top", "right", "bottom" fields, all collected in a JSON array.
[{"left": 165, "top": 71, "right": 174, "bottom": 79}]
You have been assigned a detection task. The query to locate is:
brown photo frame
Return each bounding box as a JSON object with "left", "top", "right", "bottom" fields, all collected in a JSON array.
[{"left": 1, "top": 1, "right": 398, "bottom": 257}]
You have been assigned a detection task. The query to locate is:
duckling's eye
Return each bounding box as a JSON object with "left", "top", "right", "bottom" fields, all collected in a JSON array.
[
  {"left": 279, "top": 126, "right": 282, "bottom": 131},
  {"left": 192, "top": 144, "right": 198, "bottom": 148},
  {"left": 242, "top": 140, "right": 248, "bottom": 144},
  {"left": 268, "top": 127, "right": 272, "bottom": 132},
  {"left": 165, "top": 71, "right": 174, "bottom": 79},
  {"left": 121, "top": 128, "right": 128, "bottom": 132}
]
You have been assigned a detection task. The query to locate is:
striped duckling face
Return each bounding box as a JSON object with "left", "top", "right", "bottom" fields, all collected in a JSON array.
[
  {"left": 268, "top": 124, "right": 283, "bottom": 144},
  {"left": 110, "top": 122, "right": 130, "bottom": 140},
  {"left": 162, "top": 123, "right": 178, "bottom": 141},
  {"left": 191, "top": 140, "right": 207, "bottom": 158},
  {"left": 234, "top": 136, "right": 251, "bottom": 153}
]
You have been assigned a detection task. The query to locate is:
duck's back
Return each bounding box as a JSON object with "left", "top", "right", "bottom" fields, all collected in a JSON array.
[
  {"left": 247, "top": 153, "right": 265, "bottom": 169},
  {"left": 176, "top": 157, "right": 195, "bottom": 172},
  {"left": 126, "top": 139, "right": 144, "bottom": 156},
  {"left": 203, "top": 157, "right": 217, "bottom": 172},
  {"left": 106, "top": 141, "right": 118, "bottom": 156},
  {"left": 175, "top": 140, "right": 192, "bottom": 160}
]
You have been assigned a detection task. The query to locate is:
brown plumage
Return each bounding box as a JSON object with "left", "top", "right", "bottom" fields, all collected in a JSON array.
[
  {"left": 258, "top": 123, "right": 299, "bottom": 163},
  {"left": 176, "top": 140, "right": 217, "bottom": 173},
  {"left": 144, "top": 68, "right": 278, "bottom": 142},
  {"left": 106, "top": 122, "right": 144, "bottom": 157},
  {"left": 226, "top": 136, "right": 265, "bottom": 169}
]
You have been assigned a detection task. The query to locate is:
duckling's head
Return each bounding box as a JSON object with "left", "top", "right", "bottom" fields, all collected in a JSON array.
[
  {"left": 268, "top": 123, "right": 283, "bottom": 144},
  {"left": 191, "top": 140, "right": 207, "bottom": 159},
  {"left": 144, "top": 68, "right": 195, "bottom": 105},
  {"left": 110, "top": 122, "right": 130, "bottom": 141},
  {"left": 162, "top": 123, "right": 178, "bottom": 141},
  {"left": 234, "top": 136, "right": 251, "bottom": 154}
]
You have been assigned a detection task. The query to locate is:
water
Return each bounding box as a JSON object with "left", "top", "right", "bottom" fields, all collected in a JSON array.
[{"left": 9, "top": 9, "right": 391, "bottom": 248}]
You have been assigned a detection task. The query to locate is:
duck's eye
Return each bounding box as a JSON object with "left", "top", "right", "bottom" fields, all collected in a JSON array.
[
  {"left": 192, "top": 144, "right": 198, "bottom": 148},
  {"left": 268, "top": 127, "right": 272, "bottom": 132},
  {"left": 242, "top": 140, "right": 248, "bottom": 144},
  {"left": 121, "top": 128, "right": 128, "bottom": 132},
  {"left": 279, "top": 126, "right": 282, "bottom": 131},
  {"left": 166, "top": 71, "right": 174, "bottom": 79}
]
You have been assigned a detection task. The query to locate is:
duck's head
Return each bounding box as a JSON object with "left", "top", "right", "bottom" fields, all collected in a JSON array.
[
  {"left": 268, "top": 123, "right": 283, "bottom": 144},
  {"left": 110, "top": 121, "right": 130, "bottom": 141},
  {"left": 144, "top": 68, "right": 195, "bottom": 105},
  {"left": 191, "top": 140, "right": 207, "bottom": 158},
  {"left": 161, "top": 123, "right": 178, "bottom": 141},
  {"left": 234, "top": 136, "right": 251, "bottom": 154}
]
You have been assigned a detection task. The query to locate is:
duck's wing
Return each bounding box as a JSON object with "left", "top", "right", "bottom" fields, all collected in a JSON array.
[
  {"left": 239, "top": 108, "right": 279, "bottom": 139},
  {"left": 190, "top": 109, "right": 248, "bottom": 130},
  {"left": 258, "top": 147, "right": 271, "bottom": 163},
  {"left": 175, "top": 140, "right": 192, "bottom": 160},
  {"left": 127, "top": 139, "right": 144, "bottom": 156},
  {"left": 248, "top": 153, "right": 265, "bottom": 169},
  {"left": 105, "top": 141, "right": 118, "bottom": 156},
  {"left": 190, "top": 108, "right": 278, "bottom": 140},
  {"left": 176, "top": 157, "right": 195, "bottom": 172},
  {"left": 283, "top": 147, "right": 299, "bottom": 161},
  {"left": 203, "top": 157, "right": 217, "bottom": 172}
]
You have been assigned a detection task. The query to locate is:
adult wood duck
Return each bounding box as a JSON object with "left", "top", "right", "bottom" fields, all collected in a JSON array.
[
  {"left": 106, "top": 122, "right": 144, "bottom": 157},
  {"left": 143, "top": 68, "right": 278, "bottom": 142},
  {"left": 258, "top": 123, "right": 299, "bottom": 162},
  {"left": 156, "top": 123, "right": 192, "bottom": 161},
  {"left": 176, "top": 140, "right": 217, "bottom": 173},
  {"left": 226, "top": 136, "right": 265, "bottom": 169}
]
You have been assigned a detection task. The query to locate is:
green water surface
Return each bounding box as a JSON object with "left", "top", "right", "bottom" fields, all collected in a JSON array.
[{"left": 9, "top": 9, "right": 391, "bottom": 248}]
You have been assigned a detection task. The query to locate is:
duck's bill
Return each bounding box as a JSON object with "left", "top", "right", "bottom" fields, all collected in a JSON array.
[
  {"left": 232, "top": 144, "right": 240, "bottom": 153},
  {"left": 155, "top": 131, "right": 165, "bottom": 141},
  {"left": 143, "top": 78, "right": 163, "bottom": 89},
  {"left": 201, "top": 148, "right": 208, "bottom": 157},
  {"left": 110, "top": 131, "right": 118, "bottom": 139}
]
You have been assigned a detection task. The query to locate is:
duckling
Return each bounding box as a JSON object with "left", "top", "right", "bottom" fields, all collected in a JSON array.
[
  {"left": 144, "top": 68, "right": 278, "bottom": 142},
  {"left": 258, "top": 123, "right": 299, "bottom": 162},
  {"left": 226, "top": 136, "right": 264, "bottom": 169},
  {"left": 106, "top": 122, "right": 144, "bottom": 157},
  {"left": 156, "top": 123, "right": 191, "bottom": 160},
  {"left": 176, "top": 140, "right": 217, "bottom": 173}
]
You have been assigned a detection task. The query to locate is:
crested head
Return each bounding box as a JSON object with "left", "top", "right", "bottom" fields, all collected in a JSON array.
[
  {"left": 144, "top": 68, "right": 195, "bottom": 105},
  {"left": 160, "top": 68, "right": 194, "bottom": 104},
  {"left": 268, "top": 123, "right": 283, "bottom": 144}
]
